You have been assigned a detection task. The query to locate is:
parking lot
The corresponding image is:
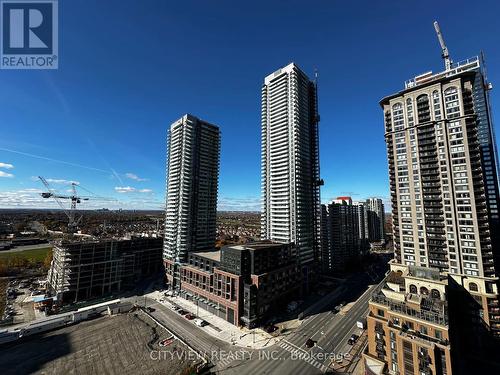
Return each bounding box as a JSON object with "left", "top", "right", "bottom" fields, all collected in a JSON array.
[
  {"left": 0, "top": 310, "right": 202, "bottom": 375},
  {"left": 1, "top": 277, "right": 46, "bottom": 325}
]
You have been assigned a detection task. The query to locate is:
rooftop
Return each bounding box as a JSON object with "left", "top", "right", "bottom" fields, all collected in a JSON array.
[
  {"left": 404, "top": 56, "right": 479, "bottom": 89},
  {"left": 224, "top": 240, "right": 290, "bottom": 251},
  {"left": 192, "top": 250, "right": 221, "bottom": 262},
  {"left": 264, "top": 62, "right": 311, "bottom": 85},
  {"left": 380, "top": 56, "right": 481, "bottom": 105}
]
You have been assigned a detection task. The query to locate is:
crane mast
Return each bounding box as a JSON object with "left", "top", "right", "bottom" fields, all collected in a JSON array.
[
  {"left": 433, "top": 21, "right": 452, "bottom": 71},
  {"left": 38, "top": 176, "right": 88, "bottom": 233}
]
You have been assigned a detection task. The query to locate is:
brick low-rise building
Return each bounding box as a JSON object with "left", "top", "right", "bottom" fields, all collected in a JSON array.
[
  {"left": 165, "top": 241, "right": 301, "bottom": 327},
  {"left": 364, "top": 262, "right": 453, "bottom": 375},
  {"left": 363, "top": 261, "right": 500, "bottom": 375}
]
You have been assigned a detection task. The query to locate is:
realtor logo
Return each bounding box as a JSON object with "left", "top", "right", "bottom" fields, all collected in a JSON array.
[{"left": 1, "top": 0, "right": 58, "bottom": 69}]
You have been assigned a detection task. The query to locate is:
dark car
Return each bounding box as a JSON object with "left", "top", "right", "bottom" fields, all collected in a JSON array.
[
  {"left": 184, "top": 313, "right": 195, "bottom": 320},
  {"left": 348, "top": 334, "right": 359, "bottom": 345},
  {"left": 305, "top": 339, "right": 315, "bottom": 348},
  {"left": 177, "top": 309, "right": 188, "bottom": 315},
  {"left": 146, "top": 307, "right": 155, "bottom": 313},
  {"left": 265, "top": 325, "right": 278, "bottom": 333}
]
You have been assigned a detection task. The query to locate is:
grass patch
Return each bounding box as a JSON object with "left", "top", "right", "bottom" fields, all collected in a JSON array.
[
  {"left": 0, "top": 247, "right": 52, "bottom": 262},
  {"left": 0, "top": 247, "right": 53, "bottom": 276}
]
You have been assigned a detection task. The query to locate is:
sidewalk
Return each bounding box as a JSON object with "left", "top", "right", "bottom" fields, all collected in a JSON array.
[{"left": 147, "top": 291, "right": 282, "bottom": 349}]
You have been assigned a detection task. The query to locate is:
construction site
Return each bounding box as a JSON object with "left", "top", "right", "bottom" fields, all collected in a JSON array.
[
  {"left": 0, "top": 309, "right": 202, "bottom": 375},
  {"left": 47, "top": 237, "right": 163, "bottom": 304}
]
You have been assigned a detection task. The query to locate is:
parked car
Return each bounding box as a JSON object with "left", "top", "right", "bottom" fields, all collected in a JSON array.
[
  {"left": 305, "top": 338, "right": 315, "bottom": 348},
  {"left": 265, "top": 325, "right": 278, "bottom": 333},
  {"left": 146, "top": 307, "right": 155, "bottom": 313},
  {"left": 194, "top": 318, "right": 208, "bottom": 327},
  {"left": 184, "top": 313, "right": 195, "bottom": 320},
  {"left": 348, "top": 334, "right": 359, "bottom": 345},
  {"left": 177, "top": 309, "right": 188, "bottom": 315},
  {"left": 159, "top": 337, "right": 174, "bottom": 347}
]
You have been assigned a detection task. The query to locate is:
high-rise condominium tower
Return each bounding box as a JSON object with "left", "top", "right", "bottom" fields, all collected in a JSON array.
[
  {"left": 322, "top": 197, "right": 362, "bottom": 273},
  {"left": 382, "top": 57, "right": 499, "bottom": 278},
  {"left": 366, "top": 197, "right": 385, "bottom": 242},
  {"left": 260, "top": 62, "right": 322, "bottom": 266},
  {"left": 381, "top": 54, "right": 500, "bottom": 335},
  {"left": 163, "top": 114, "right": 220, "bottom": 263}
]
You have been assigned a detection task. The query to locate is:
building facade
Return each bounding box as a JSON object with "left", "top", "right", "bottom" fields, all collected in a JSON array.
[
  {"left": 381, "top": 57, "right": 500, "bottom": 336},
  {"left": 364, "top": 262, "right": 453, "bottom": 375},
  {"left": 322, "top": 197, "right": 363, "bottom": 273},
  {"left": 366, "top": 198, "right": 386, "bottom": 242},
  {"left": 47, "top": 238, "right": 163, "bottom": 303},
  {"left": 164, "top": 241, "right": 301, "bottom": 327},
  {"left": 366, "top": 43, "right": 500, "bottom": 375},
  {"left": 260, "top": 63, "right": 322, "bottom": 267},
  {"left": 163, "top": 114, "right": 220, "bottom": 264},
  {"left": 382, "top": 57, "right": 499, "bottom": 276}
]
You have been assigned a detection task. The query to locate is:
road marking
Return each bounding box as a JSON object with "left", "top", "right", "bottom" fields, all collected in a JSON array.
[
  {"left": 217, "top": 356, "right": 234, "bottom": 368},
  {"left": 279, "top": 340, "right": 329, "bottom": 373}
]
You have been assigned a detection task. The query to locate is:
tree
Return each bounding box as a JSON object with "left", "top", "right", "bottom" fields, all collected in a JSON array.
[{"left": 43, "top": 249, "right": 53, "bottom": 270}]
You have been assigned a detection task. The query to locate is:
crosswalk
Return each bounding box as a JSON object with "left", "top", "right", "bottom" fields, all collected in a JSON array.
[
  {"left": 216, "top": 356, "right": 234, "bottom": 369},
  {"left": 278, "top": 340, "right": 329, "bottom": 372}
]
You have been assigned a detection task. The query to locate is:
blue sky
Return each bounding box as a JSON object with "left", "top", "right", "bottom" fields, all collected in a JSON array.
[{"left": 1, "top": 0, "right": 500, "bottom": 211}]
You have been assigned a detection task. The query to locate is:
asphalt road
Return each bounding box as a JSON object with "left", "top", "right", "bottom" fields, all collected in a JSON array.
[
  {"left": 0, "top": 243, "right": 51, "bottom": 253},
  {"left": 143, "top": 266, "right": 387, "bottom": 375}
]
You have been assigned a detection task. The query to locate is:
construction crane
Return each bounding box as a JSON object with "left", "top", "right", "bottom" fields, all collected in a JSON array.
[
  {"left": 39, "top": 176, "right": 88, "bottom": 232},
  {"left": 433, "top": 21, "right": 452, "bottom": 71}
]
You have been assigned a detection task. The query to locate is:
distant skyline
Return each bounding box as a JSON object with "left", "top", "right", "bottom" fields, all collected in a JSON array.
[{"left": 1, "top": 0, "right": 500, "bottom": 212}]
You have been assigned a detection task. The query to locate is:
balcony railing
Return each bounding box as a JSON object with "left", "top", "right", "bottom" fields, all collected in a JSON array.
[{"left": 371, "top": 293, "right": 448, "bottom": 326}]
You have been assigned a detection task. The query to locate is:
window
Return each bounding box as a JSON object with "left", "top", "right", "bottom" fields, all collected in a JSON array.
[
  {"left": 469, "top": 282, "right": 479, "bottom": 292},
  {"left": 445, "top": 87, "right": 460, "bottom": 119},
  {"left": 406, "top": 98, "right": 414, "bottom": 126},
  {"left": 393, "top": 103, "right": 405, "bottom": 131},
  {"left": 417, "top": 94, "right": 430, "bottom": 123},
  {"left": 420, "top": 325, "right": 428, "bottom": 336},
  {"left": 433, "top": 90, "right": 442, "bottom": 120},
  {"left": 431, "top": 289, "right": 441, "bottom": 299}
]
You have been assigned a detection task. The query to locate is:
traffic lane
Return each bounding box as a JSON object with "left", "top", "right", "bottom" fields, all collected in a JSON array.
[
  {"left": 219, "top": 347, "right": 323, "bottom": 375},
  {"left": 146, "top": 298, "right": 232, "bottom": 354},
  {"left": 316, "top": 284, "right": 375, "bottom": 353},
  {"left": 145, "top": 299, "right": 321, "bottom": 374},
  {"left": 287, "top": 288, "right": 369, "bottom": 347},
  {"left": 297, "top": 282, "right": 375, "bottom": 348},
  {"left": 320, "top": 291, "right": 371, "bottom": 351},
  {"left": 289, "top": 310, "right": 339, "bottom": 344}
]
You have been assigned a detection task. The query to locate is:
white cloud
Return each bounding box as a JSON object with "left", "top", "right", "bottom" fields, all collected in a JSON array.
[
  {"left": 18, "top": 188, "right": 43, "bottom": 193},
  {"left": 218, "top": 197, "right": 261, "bottom": 212},
  {"left": 0, "top": 171, "right": 14, "bottom": 178},
  {"left": 0, "top": 162, "right": 14, "bottom": 169},
  {"left": 46, "top": 178, "right": 80, "bottom": 185},
  {"left": 0, "top": 188, "right": 163, "bottom": 210},
  {"left": 115, "top": 186, "right": 153, "bottom": 194},
  {"left": 125, "top": 172, "right": 148, "bottom": 182},
  {"left": 115, "top": 186, "right": 136, "bottom": 193}
]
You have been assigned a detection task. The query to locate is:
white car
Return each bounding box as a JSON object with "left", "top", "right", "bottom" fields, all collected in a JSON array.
[{"left": 194, "top": 318, "right": 208, "bottom": 327}]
